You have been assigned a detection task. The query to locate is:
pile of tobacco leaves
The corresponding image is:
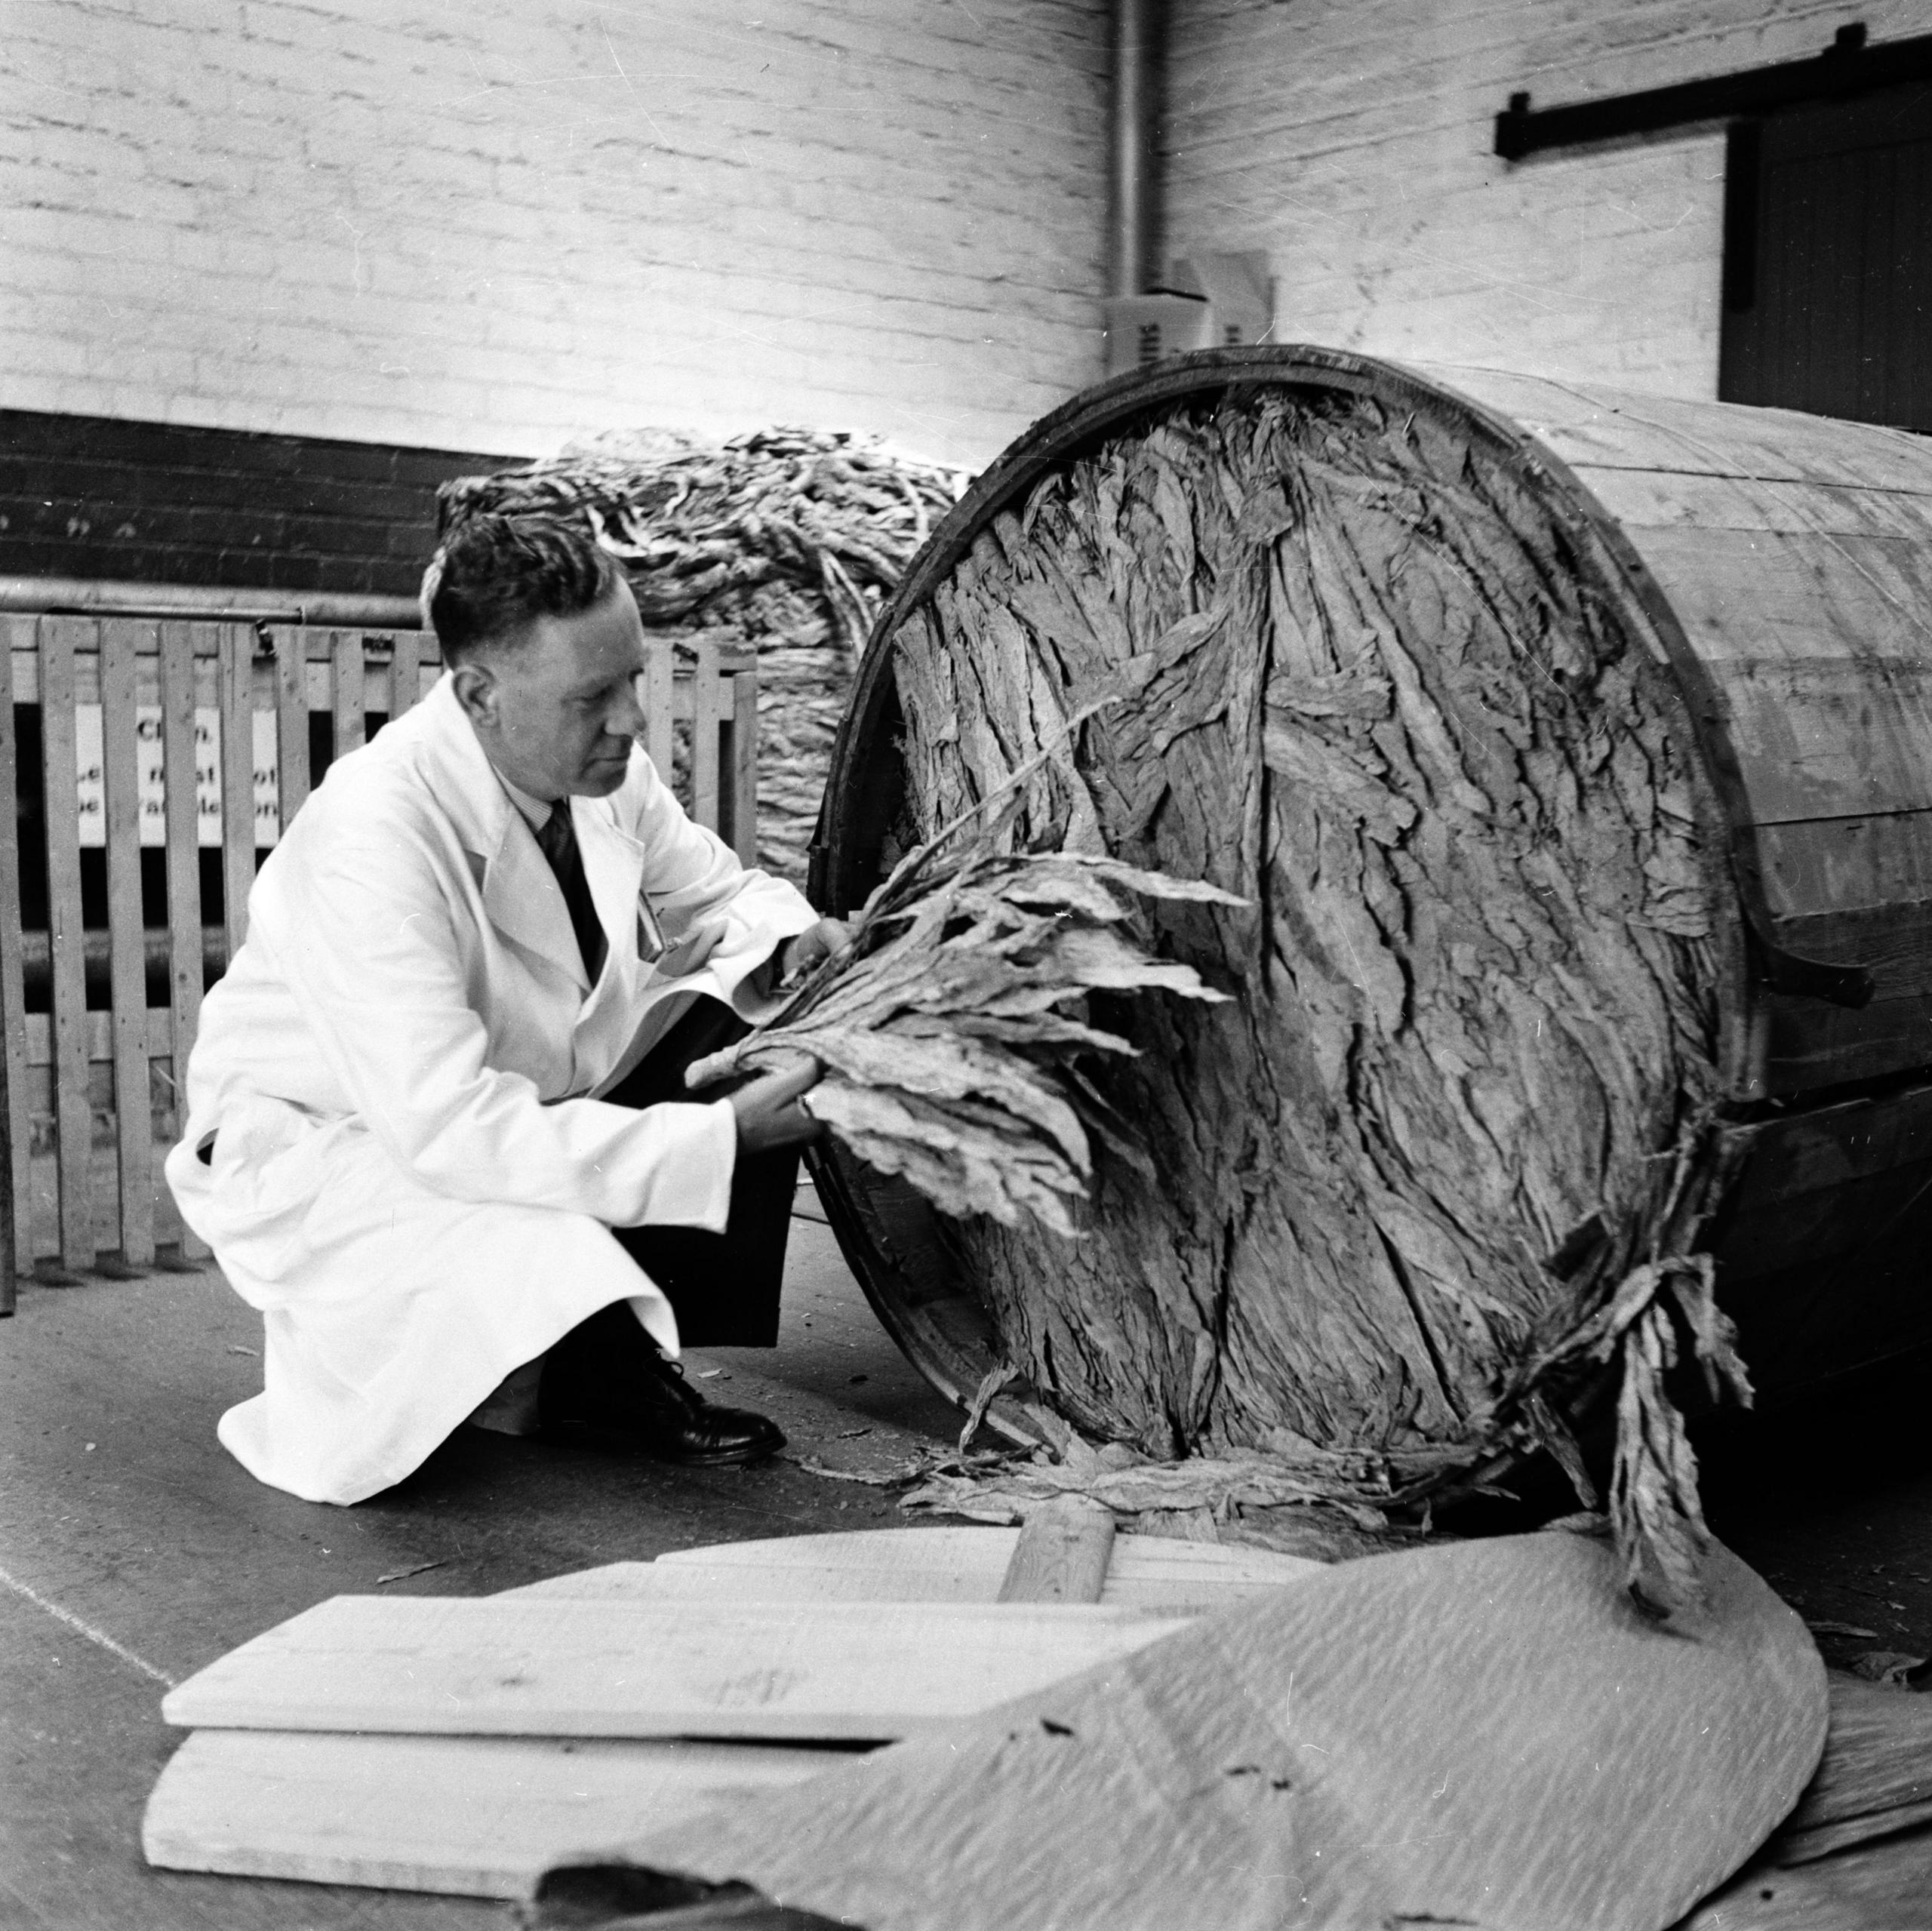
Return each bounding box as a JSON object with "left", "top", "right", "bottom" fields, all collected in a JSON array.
[{"left": 439, "top": 426, "right": 963, "bottom": 883}]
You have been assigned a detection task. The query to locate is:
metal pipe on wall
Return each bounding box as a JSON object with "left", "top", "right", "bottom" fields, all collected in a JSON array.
[
  {"left": 1109, "top": 0, "right": 1161, "bottom": 299},
  {"left": 0, "top": 577, "right": 423, "bottom": 629}
]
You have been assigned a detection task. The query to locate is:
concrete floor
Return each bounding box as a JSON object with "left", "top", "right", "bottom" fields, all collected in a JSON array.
[
  {"left": 4, "top": 1179, "right": 1931, "bottom": 1931},
  {"left": 0, "top": 1185, "right": 958, "bottom": 1931}
]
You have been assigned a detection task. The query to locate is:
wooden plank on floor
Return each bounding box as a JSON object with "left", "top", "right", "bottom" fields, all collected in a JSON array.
[
  {"left": 0, "top": 620, "right": 30, "bottom": 1289},
  {"left": 98, "top": 619, "right": 154, "bottom": 1268},
  {"left": 639, "top": 1526, "right": 1324, "bottom": 1613},
  {"left": 1772, "top": 1674, "right": 1932, "bottom": 1865},
  {"left": 135, "top": 1533, "right": 1315, "bottom": 1901},
  {"left": 217, "top": 626, "right": 256, "bottom": 958},
  {"left": 158, "top": 623, "right": 208, "bottom": 1260},
  {"left": 997, "top": 1497, "right": 1114, "bottom": 1604},
  {"left": 142, "top": 1730, "right": 835, "bottom": 1899},
  {"left": 491, "top": 1530, "right": 1324, "bottom": 1615},
  {"left": 160, "top": 1596, "right": 1189, "bottom": 1741},
  {"left": 39, "top": 619, "right": 95, "bottom": 1272}
]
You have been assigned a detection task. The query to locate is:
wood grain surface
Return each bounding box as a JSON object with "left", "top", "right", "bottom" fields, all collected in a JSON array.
[
  {"left": 597, "top": 1532, "right": 1826, "bottom": 1931},
  {"left": 1770, "top": 1674, "right": 1932, "bottom": 1865},
  {"left": 523, "top": 1529, "right": 1325, "bottom": 1613},
  {"left": 160, "top": 1596, "right": 1189, "bottom": 1742},
  {"left": 142, "top": 1731, "right": 836, "bottom": 1899},
  {"left": 996, "top": 1499, "right": 1115, "bottom": 1604}
]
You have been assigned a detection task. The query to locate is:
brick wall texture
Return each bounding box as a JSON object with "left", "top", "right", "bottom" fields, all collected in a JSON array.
[
  {"left": 0, "top": 408, "right": 504, "bottom": 594},
  {"left": 4, "top": 1, "right": 1109, "bottom": 473},
  {"left": 1165, "top": 0, "right": 1929, "bottom": 398}
]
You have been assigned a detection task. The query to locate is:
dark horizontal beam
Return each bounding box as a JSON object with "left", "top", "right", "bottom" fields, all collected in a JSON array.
[{"left": 1495, "top": 23, "right": 1932, "bottom": 161}]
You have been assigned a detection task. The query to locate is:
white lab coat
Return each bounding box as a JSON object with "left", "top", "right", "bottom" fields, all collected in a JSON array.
[{"left": 165, "top": 675, "right": 816, "bottom": 1505}]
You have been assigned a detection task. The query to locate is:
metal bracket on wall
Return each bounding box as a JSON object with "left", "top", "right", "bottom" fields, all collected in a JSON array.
[{"left": 1494, "top": 23, "right": 1932, "bottom": 161}]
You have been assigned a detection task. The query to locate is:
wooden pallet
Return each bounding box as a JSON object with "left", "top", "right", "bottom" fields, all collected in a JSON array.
[{"left": 0, "top": 613, "right": 758, "bottom": 1293}]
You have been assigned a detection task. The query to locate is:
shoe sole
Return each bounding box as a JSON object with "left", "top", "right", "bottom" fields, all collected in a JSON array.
[{"left": 545, "top": 1419, "right": 787, "bottom": 1467}]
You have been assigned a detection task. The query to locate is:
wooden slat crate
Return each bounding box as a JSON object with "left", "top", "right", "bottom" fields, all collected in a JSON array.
[{"left": 1, "top": 616, "right": 758, "bottom": 1299}]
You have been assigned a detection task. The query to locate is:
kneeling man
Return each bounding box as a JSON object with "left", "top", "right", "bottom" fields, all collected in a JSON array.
[{"left": 167, "top": 515, "right": 841, "bottom": 1505}]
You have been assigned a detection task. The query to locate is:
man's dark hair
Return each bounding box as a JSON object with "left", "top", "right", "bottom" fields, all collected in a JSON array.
[{"left": 423, "top": 514, "right": 623, "bottom": 661}]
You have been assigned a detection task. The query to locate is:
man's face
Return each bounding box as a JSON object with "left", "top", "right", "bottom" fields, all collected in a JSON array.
[{"left": 454, "top": 583, "right": 650, "bottom": 800}]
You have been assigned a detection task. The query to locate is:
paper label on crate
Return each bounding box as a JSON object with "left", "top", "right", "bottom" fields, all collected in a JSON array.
[{"left": 73, "top": 706, "right": 281, "bottom": 849}]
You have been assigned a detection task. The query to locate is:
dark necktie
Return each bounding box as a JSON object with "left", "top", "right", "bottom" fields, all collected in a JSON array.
[{"left": 535, "top": 800, "right": 608, "bottom": 984}]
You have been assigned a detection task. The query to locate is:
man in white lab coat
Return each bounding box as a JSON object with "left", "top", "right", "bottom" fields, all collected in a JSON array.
[{"left": 166, "top": 515, "right": 843, "bottom": 1505}]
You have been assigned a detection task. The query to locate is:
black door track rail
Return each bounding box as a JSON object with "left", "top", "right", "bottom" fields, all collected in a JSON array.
[{"left": 1495, "top": 23, "right": 1932, "bottom": 161}]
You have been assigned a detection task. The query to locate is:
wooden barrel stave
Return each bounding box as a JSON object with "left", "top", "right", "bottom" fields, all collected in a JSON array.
[
  {"left": 808, "top": 348, "right": 1932, "bottom": 1441},
  {"left": 1432, "top": 363, "right": 1932, "bottom": 1104}
]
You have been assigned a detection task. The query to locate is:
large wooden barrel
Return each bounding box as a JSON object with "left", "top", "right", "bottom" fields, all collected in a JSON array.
[{"left": 804, "top": 347, "right": 1932, "bottom": 1453}]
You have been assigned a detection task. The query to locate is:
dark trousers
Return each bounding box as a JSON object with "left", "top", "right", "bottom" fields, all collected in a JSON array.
[{"left": 599, "top": 995, "right": 797, "bottom": 1348}]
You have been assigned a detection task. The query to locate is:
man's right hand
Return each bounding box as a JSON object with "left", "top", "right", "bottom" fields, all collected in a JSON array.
[{"left": 729, "top": 1053, "right": 823, "bottom": 1152}]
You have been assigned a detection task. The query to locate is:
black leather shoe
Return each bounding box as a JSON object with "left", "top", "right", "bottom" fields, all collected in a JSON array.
[
  {"left": 540, "top": 1302, "right": 786, "bottom": 1468},
  {"left": 617, "top": 1351, "right": 787, "bottom": 1467}
]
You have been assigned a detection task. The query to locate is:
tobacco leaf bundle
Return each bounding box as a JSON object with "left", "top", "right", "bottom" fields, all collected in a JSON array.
[
  {"left": 439, "top": 428, "right": 964, "bottom": 883},
  {"left": 687, "top": 798, "right": 1244, "bottom": 1235}
]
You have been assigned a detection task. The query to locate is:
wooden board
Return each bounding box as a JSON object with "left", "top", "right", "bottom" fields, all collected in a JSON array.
[
  {"left": 1581, "top": 462, "right": 1932, "bottom": 543},
  {"left": 1771, "top": 1674, "right": 1932, "bottom": 1866},
  {"left": 1758, "top": 811, "right": 1932, "bottom": 921},
  {"left": 329, "top": 629, "right": 365, "bottom": 759},
  {"left": 387, "top": 629, "right": 423, "bottom": 716},
  {"left": 141, "top": 1525, "right": 1183, "bottom": 1898},
  {"left": 997, "top": 1496, "right": 1113, "bottom": 1603},
  {"left": 1758, "top": 989, "right": 1932, "bottom": 1096},
  {"left": 216, "top": 625, "right": 256, "bottom": 958},
  {"left": 272, "top": 626, "right": 311, "bottom": 828},
  {"left": 0, "top": 620, "right": 30, "bottom": 1286},
  {"left": 1682, "top": 1827, "right": 1932, "bottom": 1929},
  {"left": 592, "top": 1533, "right": 1826, "bottom": 1931},
  {"left": 691, "top": 638, "right": 721, "bottom": 833},
  {"left": 143, "top": 1731, "right": 835, "bottom": 1900},
  {"left": 728, "top": 669, "right": 758, "bottom": 864},
  {"left": 1426, "top": 363, "right": 1932, "bottom": 495},
  {"left": 160, "top": 1597, "right": 1190, "bottom": 1742},
  {"left": 622, "top": 1527, "right": 1324, "bottom": 1614},
  {"left": 98, "top": 619, "right": 153, "bottom": 1267},
  {"left": 158, "top": 623, "right": 207, "bottom": 1259},
  {"left": 38, "top": 619, "right": 94, "bottom": 1270}
]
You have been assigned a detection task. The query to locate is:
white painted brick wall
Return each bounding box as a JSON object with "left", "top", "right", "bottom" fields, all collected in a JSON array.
[
  {"left": 3, "top": 1, "right": 1108, "bottom": 467},
  {"left": 1166, "top": 0, "right": 1928, "bottom": 398}
]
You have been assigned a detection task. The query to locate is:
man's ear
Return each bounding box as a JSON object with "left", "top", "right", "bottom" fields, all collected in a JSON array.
[{"left": 449, "top": 659, "right": 497, "bottom": 731}]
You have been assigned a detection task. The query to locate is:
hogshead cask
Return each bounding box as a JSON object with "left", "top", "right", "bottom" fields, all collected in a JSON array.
[{"left": 805, "top": 347, "right": 1932, "bottom": 1465}]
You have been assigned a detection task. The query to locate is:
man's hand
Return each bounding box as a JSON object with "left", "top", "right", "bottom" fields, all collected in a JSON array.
[
  {"left": 729, "top": 1052, "right": 823, "bottom": 1152},
  {"left": 773, "top": 917, "right": 853, "bottom": 989}
]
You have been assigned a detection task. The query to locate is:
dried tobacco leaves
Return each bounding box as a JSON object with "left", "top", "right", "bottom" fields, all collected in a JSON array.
[
  {"left": 871, "top": 385, "right": 1747, "bottom": 1613},
  {"left": 439, "top": 428, "right": 962, "bottom": 883},
  {"left": 686, "top": 779, "right": 1244, "bottom": 1237}
]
